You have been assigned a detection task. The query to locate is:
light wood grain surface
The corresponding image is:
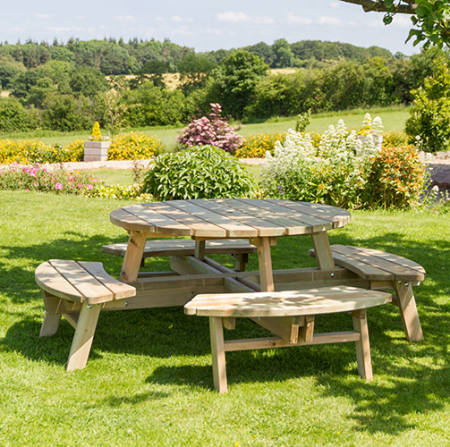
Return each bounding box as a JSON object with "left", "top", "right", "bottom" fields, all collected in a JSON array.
[{"left": 110, "top": 199, "right": 351, "bottom": 238}]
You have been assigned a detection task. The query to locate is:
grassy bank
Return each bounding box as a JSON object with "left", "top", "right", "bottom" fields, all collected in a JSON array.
[
  {"left": 0, "top": 106, "right": 410, "bottom": 149},
  {"left": 0, "top": 190, "right": 449, "bottom": 445}
]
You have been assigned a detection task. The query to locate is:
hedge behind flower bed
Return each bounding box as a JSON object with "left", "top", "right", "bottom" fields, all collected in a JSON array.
[{"left": 0, "top": 132, "right": 162, "bottom": 165}]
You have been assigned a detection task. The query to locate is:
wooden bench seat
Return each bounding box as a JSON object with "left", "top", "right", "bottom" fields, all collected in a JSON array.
[
  {"left": 36, "top": 260, "right": 136, "bottom": 371},
  {"left": 102, "top": 239, "right": 258, "bottom": 271},
  {"left": 309, "top": 245, "right": 426, "bottom": 342},
  {"left": 185, "top": 286, "right": 392, "bottom": 393}
]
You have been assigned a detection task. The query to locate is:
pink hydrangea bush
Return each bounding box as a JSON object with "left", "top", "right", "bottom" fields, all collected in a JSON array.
[{"left": 178, "top": 103, "right": 243, "bottom": 154}]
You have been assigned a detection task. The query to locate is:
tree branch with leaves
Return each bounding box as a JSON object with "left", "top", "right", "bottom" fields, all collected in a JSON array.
[{"left": 339, "top": 0, "right": 450, "bottom": 48}]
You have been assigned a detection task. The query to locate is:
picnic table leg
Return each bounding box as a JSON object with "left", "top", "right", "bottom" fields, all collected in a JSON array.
[
  {"left": 251, "top": 237, "right": 274, "bottom": 292},
  {"left": 311, "top": 232, "right": 335, "bottom": 271},
  {"left": 394, "top": 282, "right": 424, "bottom": 342},
  {"left": 209, "top": 316, "right": 227, "bottom": 393},
  {"left": 39, "top": 291, "right": 62, "bottom": 337},
  {"left": 120, "top": 231, "right": 147, "bottom": 283},
  {"left": 194, "top": 240, "right": 206, "bottom": 260},
  {"left": 67, "top": 302, "right": 101, "bottom": 372},
  {"left": 352, "top": 309, "right": 373, "bottom": 380}
]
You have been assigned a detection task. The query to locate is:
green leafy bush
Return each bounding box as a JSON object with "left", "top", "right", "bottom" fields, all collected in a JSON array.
[
  {"left": 382, "top": 130, "right": 410, "bottom": 149},
  {"left": 86, "top": 184, "right": 153, "bottom": 201},
  {"left": 405, "top": 58, "right": 450, "bottom": 153},
  {"left": 0, "top": 139, "right": 84, "bottom": 164},
  {"left": 365, "top": 145, "right": 425, "bottom": 209},
  {"left": 236, "top": 132, "right": 287, "bottom": 158},
  {"left": 143, "top": 145, "right": 257, "bottom": 200},
  {"left": 108, "top": 132, "right": 163, "bottom": 160}
]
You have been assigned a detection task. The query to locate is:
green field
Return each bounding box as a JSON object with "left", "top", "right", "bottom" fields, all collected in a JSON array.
[
  {"left": 0, "top": 106, "right": 410, "bottom": 149},
  {"left": 0, "top": 189, "right": 449, "bottom": 446}
]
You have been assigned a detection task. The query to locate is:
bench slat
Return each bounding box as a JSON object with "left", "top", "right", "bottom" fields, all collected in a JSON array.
[
  {"left": 79, "top": 261, "right": 136, "bottom": 300},
  {"left": 309, "top": 245, "right": 425, "bottom": 282},
  {"left": 49, "top": 260, "right": 114, "bottom": 304},
  {"left": 330, "top": 245, "right": 425, "bottom": 282},
  {"left": 346, "top": 246, "right": 426, "bottom": 276},
  {"left": 185, "top": 286, "right": 392, "bottom": 317},
  {"left": 102, "top": 239, "right": 257, "bottom": 258},
  {"left": 36, "top": 262, "right": 84, "bottom": 302}
]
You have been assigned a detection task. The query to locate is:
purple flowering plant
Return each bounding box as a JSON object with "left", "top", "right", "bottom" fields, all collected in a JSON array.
[{"left": 178, "top": 103, "right": 243, "bottom": 154}]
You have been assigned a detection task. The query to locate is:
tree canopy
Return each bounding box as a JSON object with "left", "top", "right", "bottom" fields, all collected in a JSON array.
[{"left": 340, "top": 0, "right": 450, "bottom": 48}]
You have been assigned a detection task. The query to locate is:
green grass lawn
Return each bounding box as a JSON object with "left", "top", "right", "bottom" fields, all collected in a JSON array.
[
  {"left": 0, "top": 106, "right": 410, "bottom": 149},
  {"left": 0, "top": 190, "right": 449, "bottom": 446}
]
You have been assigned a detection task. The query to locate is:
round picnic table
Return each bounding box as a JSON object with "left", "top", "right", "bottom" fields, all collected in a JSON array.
[{"left": 110, "top": 198, "right": 351, "bottom": 292}]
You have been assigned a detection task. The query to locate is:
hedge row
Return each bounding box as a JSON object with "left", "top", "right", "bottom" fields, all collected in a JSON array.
[{"left": 0, "top": 132, "right": 162, "bottom": 164}]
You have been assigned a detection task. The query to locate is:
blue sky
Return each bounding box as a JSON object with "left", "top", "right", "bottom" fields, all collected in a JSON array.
[{"left": 1, "top": 0, "right": 418, "bottom": 55}]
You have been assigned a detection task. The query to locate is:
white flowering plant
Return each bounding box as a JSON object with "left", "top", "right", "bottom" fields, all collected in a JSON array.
[{"left": 261, "top": 119, "right": 379, "bottom": 209}]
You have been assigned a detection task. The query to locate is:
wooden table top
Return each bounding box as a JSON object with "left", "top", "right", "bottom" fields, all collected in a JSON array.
[{"left": 110, "top": 199, "right": 351, "bottom": 238}]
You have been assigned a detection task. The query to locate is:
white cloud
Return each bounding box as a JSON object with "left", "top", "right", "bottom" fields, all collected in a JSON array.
[
  {"left": 115, "top": 15, "right": 136, "bottom": 21},
  {"left": 330, "top": 2, "right": 341, "bottom": 7},
  {"left": 369, "top": 19, "right": 384, "bottom": 28},
  {"left": 217, "top": 11, "right": 251, "bottom": 23},
  {"left": 392, "top": 14, "right": 413, "bottom": 27},
  {"left": 76, "top": 15, "right": 86, "bottom": 20},
  {"left": 35, "top": 13, "right": 51, "bottom": 19},
  {"left": 204, "top": 28, "right": 224, "bottom": 35},
  {"left": 254, "top": 16, "right": 275, "bottom": 25},
  {"left": 45, "top": 26, "right": 86, "bottom": 33},
  {"left": 171, "top": 16, "right": 193, "bottom": 23},
  {"left": 285, "top": 13, "right": 313, "bottom": 25},
  {"left": 172, "top": 28, "right": 195, "bottom": 36},
  {"left": 317, "top": 16, "right": 342, "bottom": 25}
]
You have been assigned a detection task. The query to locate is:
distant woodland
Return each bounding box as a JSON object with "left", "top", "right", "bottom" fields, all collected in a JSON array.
[{"left": 0, "top": 37, "right": 446, "bottom": 132}]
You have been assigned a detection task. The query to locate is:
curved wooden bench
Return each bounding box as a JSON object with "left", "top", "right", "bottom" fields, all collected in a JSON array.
[
  {"left": 185, "top": 286, "right": 392, "bottom": 393},
  {"left": 309, "top": 245, "right": 425, "bottom": 342},
  {"left": 36, "top": 260, "right": 136, "bottom": 371},
  {"left": 102, "top": 239, "right": 257, "bottom": 272}
]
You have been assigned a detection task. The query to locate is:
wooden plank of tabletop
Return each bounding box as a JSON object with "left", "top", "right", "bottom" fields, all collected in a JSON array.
[
  {"left": 144, "top": 202, "right": 227, "bottom": 238},
  {"left": 110, "top": 208, "right": 158, "bottom": 233},
  {"left": 236, "top": 199, "right": 333, "bottom": 233},
  {"left": 169, "top": 200, "right": 257, "bottom": 238},
  {"left": 220, "top": 199, "right": 310, "bottom": 236},
  {"left": 123, "top": 204, "right": 193, "bottom": 236},
  {"left": 268, "top": 200, "right": 351, "bottom": 228},
  {"left": 190, "top": 199, "right": 287, "bottom": 237}
]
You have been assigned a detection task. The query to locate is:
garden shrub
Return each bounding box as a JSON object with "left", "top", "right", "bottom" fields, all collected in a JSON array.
[
  {"left": 261, "top": 120, "right": 378, "bottom": 209},
  {"left": 142, "top": 145, "right": 257, "bottom": 200},
  {"left": 86, "top": 184, "right": 153, "bottom": 201},
  {"left": 0, "top": 139, "right": 84, "bottom": 164},
  {"left": 178, "top": 103, "right": 243, "bottom": 154},
  {"left": 0, "top": 163, "right": 98, "bottom": 194},
  {"left": 405, "top": 58, "right": 450, "bottom": 153},
  {"left": 365, "top": 145, "right": 425, "bottom": 209},
  {"left": 236, "top": 132, "right": 287, "bottom": 158},
  {"left": 382, "top": 130, "right": 410, "bottom": 149},
  {"left": 108, "top": 132, "right": 163, "bottom": 160}
]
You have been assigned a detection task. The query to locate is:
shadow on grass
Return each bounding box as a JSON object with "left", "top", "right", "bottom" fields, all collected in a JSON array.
[{"left": 2, "top": 227, "right": 450, "bottom": 435}]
